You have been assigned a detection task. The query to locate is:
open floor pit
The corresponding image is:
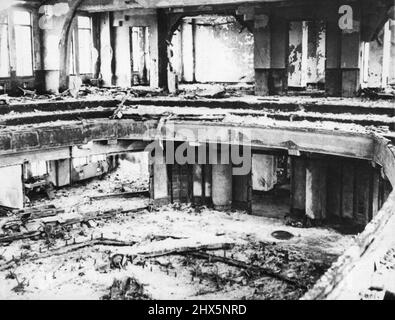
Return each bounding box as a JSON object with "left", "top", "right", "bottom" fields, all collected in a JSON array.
[{"left": 0, "top": 157, "right": 355, "bottom": 300}]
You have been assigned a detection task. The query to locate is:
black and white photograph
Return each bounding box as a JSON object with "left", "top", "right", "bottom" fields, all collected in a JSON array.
[{"left": 0, "top": 0, "right": 394, "bottom": 305}]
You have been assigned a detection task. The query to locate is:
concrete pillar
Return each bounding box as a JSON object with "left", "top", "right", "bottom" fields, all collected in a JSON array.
[
  {"left": 233, "top": 169, "right": 251, "bottom": 211},
  {"left": 381, "top": 21, "right": 391, "bottom": 88},
  {"left": 99, "top": 12, "right": 113, "bottom": 86},
  {"left": 0, "top": 165, "right": 24, "bottom": 209},
  {"left": 269, "top": 16, "right": 288, "bottom": 94},
  {"left": 171, "top": 164, "right": 191, "bottom": 203},
  {"left": 341, "top": 161, "right": 355, "bottom": 219},
  {"left": 254, "top": 15, "right": 270, "bottom": 95},
  {"left": 371, "top": 168, "right": 380, "bottom": 218},
  {"left": 326, "top": 160, "right": 342, "bottom": 219},
  {"left": 47, "top": 159, "right": 71, "bottom": 187},
  {"left": 193, "top": 164, "right": 203, "bottom": 205},
  {"left": 291, "top": 157, "right": 306, "bottom": 213},
  {"left": 382, "top": 180, "right": 393, "bottom": 206},
  {"left": 23, "top": 162, "right": 33, "bottom": 181},
  {"left": 212, "top": 164, "right": 232, "bottom": 211},
  {"left": 41, "top": 15, "right": 66, "bottom": 93},
  {"left": 325, "top": 11, "right": 342, "bottom": 96},
  {"left": 354, "top": 162, "right": 371, "bottom": 226},
  {"left": 252, "top": 154, "right": 277, "bottom": 192},
  {"left": 157, "top": 9, "right": 169, "bottom": 89},
  {"left": 203, "top": 165, "right": 212, "bottom": 205},
  {"left": 151, "top": 151, "right": 169, "bottom": 206},
  {"left": 340, "top": 4, "right": 362, "bottom": 97},
  {"left": 306, "top": 159, "right": 327, "bottom": 220}
]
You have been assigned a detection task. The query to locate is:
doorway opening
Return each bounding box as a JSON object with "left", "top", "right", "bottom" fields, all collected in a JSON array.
[{"left": 130, "top": 26, "right": 150, "bottom": 86}]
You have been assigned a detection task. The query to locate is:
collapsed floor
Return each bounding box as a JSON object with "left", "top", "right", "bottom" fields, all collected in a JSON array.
[{"left": 0, "top": 157, "right": 355, "bottom": 300}]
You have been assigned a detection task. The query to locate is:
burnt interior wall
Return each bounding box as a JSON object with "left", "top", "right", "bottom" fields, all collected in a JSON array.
[
  {"left": 171, "top": 15, "right": 254, "bottom": 84},
  {"left": 252, "top": 1, "right": 364, "bottom": 97},
  {"left": 362, "top": 19, "right": 395, "bottom": 88},
  {"left": 0, "top": 1, "right": 391, "bottom": 95}
]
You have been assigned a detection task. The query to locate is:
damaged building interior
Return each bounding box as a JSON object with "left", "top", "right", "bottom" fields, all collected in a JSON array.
[{"left": 0, "top": 0, "right": 394, "bottom": 301}]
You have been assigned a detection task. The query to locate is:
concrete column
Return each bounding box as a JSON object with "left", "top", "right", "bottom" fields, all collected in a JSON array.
[
  {"left": 203, "top": 165, "right": 212, "bottom": 205},
  {"left": 326, "top": 160, "right": 342, "bottom": 219},
  {"left": 41, "top": 15, "right": 66, "bottom": 93},
  {"left": 254, "top": 15, "right": 270, "bottom": 96},
  {"left": 371, "top": 168, "right": 380, "bottom": 218},
  {"left": 157, "top": 9, "right": 169, "bottom": 89},
  {"left": 382, "top": 180, "right": 393, "bottom": 206},
  {"left": 325, "top": 10, "right": 342, "bottom": 96},
  {"left": 252, "top": 154, "right": 277, "bottom": 192},
  {"left": 233, "top": 170, "right": 251, "bottom": 211},
  {"left": 212, "top": 164, "right": 232, "bottom": 211},
  {"left": 152, "top": 151, "right": 169, "bottom": 206},
  {"left": 354, "top": 162, "right": 371, "bottom": 226},
  {"left": 193, "top": 164, "right": 203, "bottom": 205},
  {"left": 341, "top": 161, "right": 355, "bottom": 219},
  {"left": 99, "top": 12, "right": 113, "bottom": 86},
  {"left": 23, "top": 162, "right": 33, "bottom": 181},
  {"left": 171, "top": 164, "right": 191, "bottom": 203},
  {"left": 291, "top": 157, "right": 306, "bottom": 213},
  {"left": 0, "top": 165, "right": 24, "bottom": 209},
  {"left": 269, "top": 16, "right": 288, "bottom": 94},
  {"left": 340, "top": 4, "right": 362, "bottom": 97},
  {"left": 306, "top": 159, "right": 327, "bottom": 220}
]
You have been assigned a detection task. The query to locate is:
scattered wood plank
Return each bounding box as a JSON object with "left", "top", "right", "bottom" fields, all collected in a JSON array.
[
  {"left": 185, "top": 251, "right": 307, "bottom": 290},
  {"left": 89, "top": 190, "right": 149, "bottom": 201},
  {"left": 0, "top": 206, "right": 148, "bottom": 244},
  {"left": 12, "top": 205, "right": 56, "bottom": 215},
  {"left": 62, "top": 206, "right": 148, "bottom": 227},
  {"left": 0, "top": 231, "right": 41, "bottom": 244},
  {"left": 0, "top": 206, "right": 12, "bottom": 217},
  {"left": 0, "top": 238, "right": 137, "bottom": 272},
  {"left": 138, "top": 243, "right": 235, "bottom": 259},
  {"left": 1, "top": 208, "right": 65, "bottom": 233},
  {"left": 147, "top": 235, "right": 189, "bottom": 242}
]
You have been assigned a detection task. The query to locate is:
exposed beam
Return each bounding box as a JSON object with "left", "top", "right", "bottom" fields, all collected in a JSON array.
[
  {"left": 79, "top": 0, "right": 318, "bottom": 12},
  {"left": 0, "top": 119, "right": 376, "bottom": 162}
]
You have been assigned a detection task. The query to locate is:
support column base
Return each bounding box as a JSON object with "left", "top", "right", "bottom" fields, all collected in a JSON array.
[
  {"left": 153, "top": 198, "right": 170, "bottom": 207},
  {"left": 341, "top": 69, "right": 360, "bottom": 98},
  {"left": 255, "top": 69, "right": 269, "bottom": 96},
  {"left": 255, "top": 69, "right": 287, "bottom": 96},
  {"left": 214, "top": 204, "right": 232, "bottom": 211},
  {"left": 269, "top": 69, "right": 287, "bottom": 95},
  {"left": 325, "top": 69, "right": 342, "bottom": 96}
]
